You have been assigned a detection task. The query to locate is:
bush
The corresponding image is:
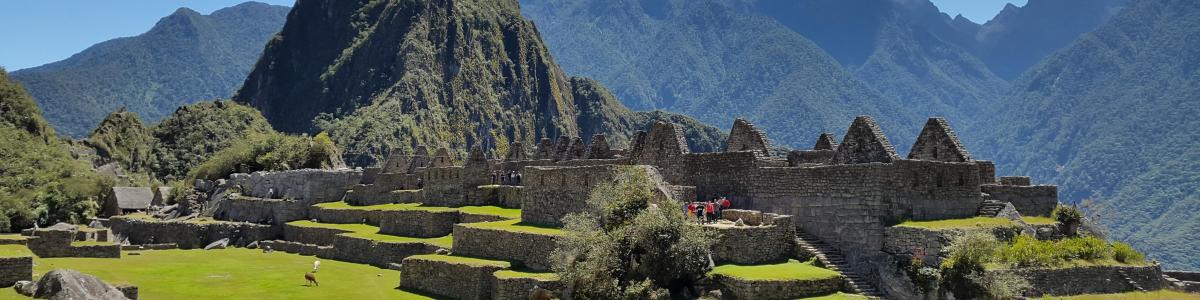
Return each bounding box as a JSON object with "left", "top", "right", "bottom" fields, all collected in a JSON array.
[
  {"left": 999, "top": 235, "right": 1061, "bottom": 267},
  {"left": 940, "top": 231, "right": 1003, "bottom": 298},
  {"left": 1112, "top": 241, "right": 1146, "bottom": 264},
  {"left": 1060, "top": 236, "right": 1114, "bottom": 261},
  {"left": 1052, "top": 205, "right": 1084, "bottom": 225},
  {"left": 189, "top": 131, "right": 343, "bottom": 181},
  {"left": 551, "top": 167, "right": 715, "bottom": 299}
]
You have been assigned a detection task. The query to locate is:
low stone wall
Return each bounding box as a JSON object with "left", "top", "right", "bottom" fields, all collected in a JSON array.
[
  {"left": 493, "top": 272, "right": 563, "bottom": 300},
  {"left": 329, "top": 235, "right": 439, "bottom": 268},
  {"left": 459, "top": 212, "right": 510, "bottom": 224},
  {"left": 378, "top": 210, "right": 459, "bottom": 238},
  {"left": 215, "top": 195, "right": 309, "bottom": 225},
  {"left": 981, "top": 184, "right": 1057, "bottom": 217},
  {"left": 228, "top": 169, "right": 362, "bottom": 202},
  {"left": 710, "top": 223, "right": 795, "bottom": 264},
  {"left": 0, "top": 256, "right": 32, "bottom": 287},
  {"left": 882, "top": 225, "right": 1021, "bottom": 267},
  {"left": 713, "top": 274, "right": 845, "bottom": 299},
  {"left": 109, "top": 217, "right": 278, "bottom": 249},
  {"left": 400, "top": 256, "right": 509, "bottom": 300},
  {"left": 259, "top": 240, "right": 334, "bottom": 258},
  {"left": 991, "top": 264, "right": 1164, "bottom": 297},
  {"left": 121, "top": 243, "right": 178, "bottom": 251},
  {"left": 467, "top": 186, "right": 524, "bottom": 208},
  {"left": 452, "top": 224, "right": 559, "bottom": 270},
  {"left": 308, "top": 205, "right": 378, "bottom": 225},
  {"left": 282, "top": 224, "right": 351, "bottom": 246}
]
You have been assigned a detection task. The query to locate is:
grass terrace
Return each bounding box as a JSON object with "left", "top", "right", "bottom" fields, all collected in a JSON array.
[
  {"left": 799, "top": 292, "right": 872, "bottom": 300},
  {"left": 896, "top": 217, "right": 1016, "bottom": 230},
  {"left": 0, "top": 244, "right": 31, "bottom": 258},
  {"left": 493, "top": 270, "right": 559, "bottom": 281},
  {"left": 408, "top": 254, "right": 512, "bottom": 268},
  {"left": 459, "top": 219, "right": 564, "bottom": 236},
  {"left": 0, "top": 234, "right": 26, "bottom": 241},
  {"left": 708, "top": 259, "right": 841, "bottom": 281},
  {"left": 1022, "top": 216, "right": 1058, "bottom": 225},
  {"left": 0, "top": 248, "right": 434, "bottom": 300},
  {"left": 313, "top": 201, "right": 520, "bottom": 219},
  {"left": 115, "top": 213, "right": 226, "bottom": 224},
  {"left": 71, "top": 241, "right": 115, "bottom": 247},
  {"left": 1051, "top": 290, "right": 1200, "bottom": 299},
  {"left": 286, "top": 220, "right": 453, "bottom": 248}
]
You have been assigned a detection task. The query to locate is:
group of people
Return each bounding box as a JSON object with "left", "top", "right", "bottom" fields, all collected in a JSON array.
[
  {"left": 490, "top": 170, "right": 523, "bottom": 185},
  {"left": 686, "top": 196, "right": 731, "bottom": 224}
]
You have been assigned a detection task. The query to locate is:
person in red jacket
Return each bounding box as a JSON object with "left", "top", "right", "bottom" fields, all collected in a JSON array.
[{"left": 721, "top": 197, "right": 731, "bottom": 210}]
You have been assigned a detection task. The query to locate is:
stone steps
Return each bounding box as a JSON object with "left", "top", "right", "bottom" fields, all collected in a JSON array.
[
  {"left": 1119, "top": 270, "right": 1147, "bottom": 292},
  {"left": 976, "top": 199, "right": 1007, "bottom": 217},
  {"left": 796, "top": 231, "right": 885, "bottom": 299}
]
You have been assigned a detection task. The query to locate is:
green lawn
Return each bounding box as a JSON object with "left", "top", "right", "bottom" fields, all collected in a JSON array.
[
  {"left": 709, "top": 259, "right": 841, "bottom": 281},
  {"left": 460, "top": 219, "right": 564, "bottom": 236},
  {"left": 0, "top": 244, "right": 31, "bottom": 258},
  {"left": 70, "top": 241, "right": 115, "bottom": 246},
  {"left": 896, "top": 217, "right": 1016, "bottom": 230},
  {"left": 286, "top": 221, "right": 452, "bottom": 248},
  {"left": 1023, "top": 216, "right": 1058, "bottom": 225},
  {"left": 0, "top": 248, "right": 433, "bottom": 300},
  {"left": 1050, "top": 290, "right": 1200, "bottom": 299},
  {"left": 314, "top": 202, "right": 519, "bottom": 219},
  {"left": 408, "top": 254, "right": 512, "bottom": 268},
  {"left": 798, "top": 292, "right": 871, "bottom": 299},
  {"left": 0, "top": 234, "right": 25, "bottom": 241},
  {"left": 494, "top": 270, "right": 559, "bottom": 281}
]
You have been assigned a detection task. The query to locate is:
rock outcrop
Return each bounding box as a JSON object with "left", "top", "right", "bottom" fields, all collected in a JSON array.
[{"left": 30, "top": 269, "right": 129, "bottom": 300}]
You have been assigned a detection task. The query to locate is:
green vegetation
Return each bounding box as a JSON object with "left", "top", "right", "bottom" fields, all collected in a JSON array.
[
  {"left": 0, "top": 68, "right": 109, "bottom": 232},
  {"left": 0, "top": 234, "right": 26, "bottom": 241},
  {"left": 1052, "top": 205, "right": 1084, "bottom": 227},
  {"left": 70, "top": 241, "right": 115, "bottom": 247},
  {"left": 0, "top": 244, "right": 32, "bottom": 258},
  {"left": 551, "top": 166, "right": 716, "bottom": 298},
  {"left": 972, "top": 0, "right": 1200, "bottom": 270},
  {"left": 799, "top": 292, "right": 872, "bottom": 300},
  {"left": 285, "top": 220, "right": 452, "bottom": 248},
  {"left": 10, "top": 3, "right": 290, "bottom": 138},
  {"left": 314, "top": 202, "right": 521, "bottom": 220},
  {"left": 190, "top": 131, "right": 343, "bottom": 181},
  {"left": 1023, "top": 216, "right": 1058, "bottom": 225},
  {"left": 150, "top": 100, "right": 274, "bottom": 179},
  {"left": 897, "top": 217, "right": 1016, "bottom": 230},
  {"left": 940, "top": 231, "right": 1030, "bottom": 299},
  {"left": 86, "top": 109, "right": 155, "bottom": 174},
  {"left": 1051, "top": 290, "right": 1200, "bottom": 299},
  {"left": 462, "top": 219, "right": 563, "bottom": 236},
  {"left": 493, "top": 270, "right": 559, "bottom": 281},
  {"left": 0, "top": 248, "right": 432, "bottom": 300},
  {"left": 708, "top": 259, "right": 840, "bottom": 281},
  {"left": 408, "top": 254, "right": 511, "bottom": 268}
]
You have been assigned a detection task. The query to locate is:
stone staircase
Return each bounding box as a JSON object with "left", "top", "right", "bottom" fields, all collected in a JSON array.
[
  {"left": 976, "top": 199, "right": 1007, "bottom": 217},
  {"left": 796, "top": 231, "right": 885, "bottom": 299},
  {"left": 1118, "top": 270, "right": 1147, "bottom": 292}
]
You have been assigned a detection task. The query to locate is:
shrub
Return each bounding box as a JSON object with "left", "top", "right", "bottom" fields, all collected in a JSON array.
[
  {"left": 189, "top": 131, "right": 344, "bottom": 181},
  {"left": 1052, "top": 205, "right": 1084, "bottom": 225},
  {"left": 999, "top": 235, "right": 1061, "bottom": 267},
  {"left": 551, "top": 167, "right": 715, "bottom": 299},
  {"left": 940, "top": 231, "right": 1002, "bottom": 298},
  {"left": 1112, "top": 241, "right": 1146, "bottom": 264},
  {"left": 1060, "top": 236, "right": 1114, "bottom": 261}
]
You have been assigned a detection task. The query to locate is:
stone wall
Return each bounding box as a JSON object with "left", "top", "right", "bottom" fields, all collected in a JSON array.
[
  {"left": 991, "top": 265, "right": 1164, "bottom": 297},
  {"left": 522, "top": 165, "right": 624, "bottom": 226},
  {"left": 0, "top": 256, "right": 32, "bottom": 287},
  {"left": 228, "top": 169, "right": 362, "bottom": 202},
  {"left": 882, "top": 226, "right": 1021, "bottom": 267},
  {"left": 710, "top": 223, "right": 795, "bottom": 264},
  {"left": 466, "top": 185, "right": 524, "bottom": 208},
  {"left": 726, "top": 118, "right": 772, "bottom": 157},
  {"left": 109, "top": 217, "right": 277, "bottom": 249},
  {"left": 400, "top": 256, "right": 509, "bottom": 300},
  {"left": 787, "top": 150, "right": 835, "bottom": 166},
  {"left": 282, "top": 224, "right": 350, "bottom": 246},
  {"left": 981, "top": 184, "right": 1058, "bottom": 216},
  {"left": 379, "top": 210, "right": 459, "bottom": 238},
  {"left": 713, "top": 274, "right": 845, "bottom": 299},
  {"left": 214, "top": 195, "right": 308, "bottom": 225},
  {"left": 422, "top": 167, "right": 466, "bottom": 207},
  {"left": 493, "top": 273, "right": 563, "bottom": 300},
  {"left": 330, "top": 235, "right": 439, "bottom": 268},
  {"left": 307, "top": 206, "right": 379, "bottom": 225},
  {"left": 452, "top": 224, "right": 559, "bottom": 270}
]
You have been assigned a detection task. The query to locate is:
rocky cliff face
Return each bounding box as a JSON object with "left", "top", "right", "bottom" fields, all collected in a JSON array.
[{"left": 235, "top": 0, "right": 721, "bottom": 165}]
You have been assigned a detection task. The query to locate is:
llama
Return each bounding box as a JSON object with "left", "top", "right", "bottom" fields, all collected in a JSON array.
[{"left": 304, "top": 272, "right": 318, "bottom": 287}]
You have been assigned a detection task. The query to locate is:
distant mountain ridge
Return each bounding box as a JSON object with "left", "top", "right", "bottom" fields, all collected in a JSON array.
[
  {"left": 11, "top": 2, "right": 289, "bottom": 137},
  {"left": 975, "top": 0, "right": 1200, "bottom": 270},
  {"left": 234, "top": 0, "right": 726, "bottom": 166}
]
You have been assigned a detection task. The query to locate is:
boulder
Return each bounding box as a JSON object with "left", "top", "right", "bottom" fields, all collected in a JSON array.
[
  {"left": 245, "top": 241, "right": 259, "bottom": 249},
  {"left": 14, "top": 280, "right": 35, "bottom": 297},
  {"left": 204, "top": 238, "right": 230, "bottom": 250},
  {"left": 32, "top": 269, "right": 129, "bottom": 300}
]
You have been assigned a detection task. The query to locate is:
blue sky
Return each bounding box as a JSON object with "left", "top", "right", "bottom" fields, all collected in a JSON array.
[{"left": 0, "top": 0, "right": 1023, "bottom": 71}]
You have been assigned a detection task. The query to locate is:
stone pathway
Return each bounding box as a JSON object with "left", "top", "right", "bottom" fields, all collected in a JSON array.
[{"left": 795, "top": 230, "right": 885, "bottom": 299}]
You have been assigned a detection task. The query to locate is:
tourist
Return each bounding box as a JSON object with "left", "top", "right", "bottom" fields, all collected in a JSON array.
[
  {"left": 416, "top": 178, "right": 424, "bottom": 189},
  {"left": 705, "top": 200, "right": 715, "bottom": 223},
  {"left": 515, "top": 171, "right": 522, "bottom": 185},
  {"left": 721, "top": 196, "right": 731, "bottom": 210},
  {"left": 490, "top": 171, "right": 497, "bottom": 184},
  {"left": 694, "top": 202, "right": 704, "bottom": 223}
]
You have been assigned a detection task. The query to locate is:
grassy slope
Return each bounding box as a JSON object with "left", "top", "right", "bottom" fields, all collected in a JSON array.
[
  {"left": 708, "top": 259, "right": 840, "bottom": 281},
  {"left": 896, "top": 217, "right": 1015, "bottom": 230},
  {"left": 285, "top": 220, "right": 452, "bottom": 248},
  {"left": 0, "top": 248, "right": 432, "bottom": 300},
  {"left": 314, "top": 202, "right": 520, "bottom": 219}
]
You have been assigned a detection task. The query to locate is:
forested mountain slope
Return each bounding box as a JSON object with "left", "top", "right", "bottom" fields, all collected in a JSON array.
[
  {"left": 11, "top": 2, "right": 289, "bottom": 137},
  {"left": 975, "top": 0, "right": 1200, "bottom": 270}
]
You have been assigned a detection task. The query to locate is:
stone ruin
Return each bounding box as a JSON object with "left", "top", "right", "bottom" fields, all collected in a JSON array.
[{"left": 92, "top": 115, "right": 1166, "bottom": 299}]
